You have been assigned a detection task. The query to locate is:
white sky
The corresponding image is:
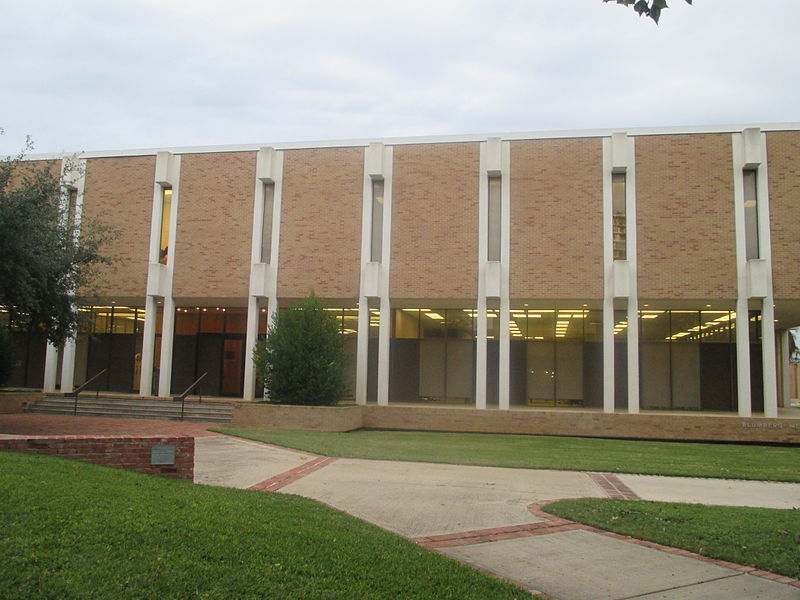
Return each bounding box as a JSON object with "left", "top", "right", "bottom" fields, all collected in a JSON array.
[{"left": 1, "top": 0, "right": 797, "bottom": 155}]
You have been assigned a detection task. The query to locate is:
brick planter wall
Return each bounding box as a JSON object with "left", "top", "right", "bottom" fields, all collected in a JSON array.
[
  {"left": 231, "top": 403, "right": 363, "bottom": 432},
  {"left": 0, "top": 436, "right": 195, "bottom": 479},
  {"left": 361, "top": 406, "right": 800, "bottom": 444},
  {"left": 0, "top": 391, "right": 40, "bottom": 414}
]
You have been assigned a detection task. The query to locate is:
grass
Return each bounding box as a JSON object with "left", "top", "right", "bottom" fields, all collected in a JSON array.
[
  {"left": 546, "top": 498, "right": 800, "bottom": 579},
  {"left": 212, "top": 427, "right": 800, "bottom": 482},
  {"left": 0, "top": 452, "right": 532, "bottom": 600}
]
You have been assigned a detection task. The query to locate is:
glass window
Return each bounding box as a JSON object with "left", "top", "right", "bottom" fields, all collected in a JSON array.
[
  {"left": 370, "top": 179, "right": 384, "bottom": 263},
  {"left": 260, "top": 183, "right": 275, "bottom": 263},
  {"left": 158, "top": 187, "right": 172, "bottom": 264},
  {"left": 612, "top": 172, "right": 626, "bottom": 261},
  {"left": 487, "top": 175, "right": 501, "bottom": 262},
  {"left": 743, "top": 170, "right": 759, "bottom": 260}
]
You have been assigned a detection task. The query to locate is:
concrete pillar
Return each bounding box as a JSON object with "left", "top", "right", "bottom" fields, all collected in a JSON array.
[
  {"left": 139, "top": 295, "right": 158, "bottom": 397},
  {"left": 498, "top": 297, "right": 510, "bottom": 410},
  {"left": 356, "top": 300, "right": 369, "bottom": 405},
  {"left": 60, "top": 337, "right": 76, "bottom": 393},
  {"left": 761, "top": 302, "right": 778, "bottom": 417},
  {"left": 377, "top": 297, "right": 391, "bottom": 406},
  {"left": 780, "top": 329, "right": 791, "bottom": 408},
  {"left": 242, "top": 295, "right": 259, "bottom": 401},
  {"left": 602, "top": 297, "right": 615, "bottom": 413},
  {"left": 627, "top": 298, "right": 640, "bottom": 414},
  {"left": 157, "top": 297, "right": 175, "bottom": 398},
  {"left": 43, "top": 343, "right": 58, "bottom": 392},
  {"left": 475, "top": 296, "right": 487, "bottom": 409},
  {"left": 735, "top": 297, "right": 752, "bottom": 417}
]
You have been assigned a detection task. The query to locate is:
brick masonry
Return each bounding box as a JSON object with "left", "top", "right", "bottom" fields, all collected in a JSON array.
[
  {"left": 360, "top": 405, "right": 800, "bottom": 443},
  {"left": 277, "top": 146, "right": 364, "bottom": 299},
  {"left": 228, "top": 403, "right": 799, "bottom": 443},
  {"left": 0, "top": 391, "right": 40, "bottom": 413},
  {"left": 510, "top": 137, "right": 604, "bottom": 299},
  {"left": 635, "top": 133, "right": 737, "bottom": 299},
  {"left": 232, "top": 403, "right": 363, "bottom": 432},
  {"left": 391, "top": 142, "right": 480, "bottom": 299},
  {"left": 82, "top": 155, "right": 156, "bottom": 298},
  {"left": 0, "top": 435, "right": 194, "bottom": 479},
  {"left": 766, "top": 131, "right": 800, "bottom": 300},
  {"left": 173, "top": 151, "right": 257, "bottom": 299}
]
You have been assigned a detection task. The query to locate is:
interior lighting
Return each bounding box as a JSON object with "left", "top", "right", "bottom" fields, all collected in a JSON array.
[{"left": 425, "top": 312, "right": 444, "bottom": 320}]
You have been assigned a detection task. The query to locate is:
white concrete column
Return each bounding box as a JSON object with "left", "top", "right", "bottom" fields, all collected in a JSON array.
[
  {"left": 499, "top": 298, "right": 510, "bottom": 410},
  {"left": 475, "top": 296, "right": 487, "bottom": 410},
  {"left": 242, "top": 295, "right": 259, "bottom": 401},
  {"left": 735, "top": 297, "right": 752, "bottom": 417},
  {"left": 627, "top": 297, "right": 640, "bottom": 414},
  {"left": 43, "top": 343, "right": 59, "bottom": 392},
  {"left": 139, "top": 296, "right": 157, "bottom": 396},
  {"left": 780, "top": 329, "right": 791, "bottom": 408},
  {"left": 602, "top": 296, "right": 615, "bottom": 413},
  {"left": 377, "top": 297, "right": 391, "bottom": 406},
  {"left": 60, "top": 338, "right": 76, "bottom": 393},
  {"left": 157, "top": 297, "right": 175, "bottom": 397},
  {"left": 761, "top": 302, "right": 778, "bottom": 417},
  {"left": 355, "top": 300, "right": 369, "bottom": 405}
]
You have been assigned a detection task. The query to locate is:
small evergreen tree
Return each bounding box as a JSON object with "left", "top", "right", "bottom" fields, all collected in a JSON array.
[
  {"left": 253, "top": 295, "right": 347, "bottom": 406},
  {"left": 0, "top": 327, "right": 15, "bottom": 387}
]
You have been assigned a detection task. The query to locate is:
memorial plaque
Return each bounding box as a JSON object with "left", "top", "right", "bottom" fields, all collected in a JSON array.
[{"left": 151, "top": 444, "right": 176, "bottom": 465}]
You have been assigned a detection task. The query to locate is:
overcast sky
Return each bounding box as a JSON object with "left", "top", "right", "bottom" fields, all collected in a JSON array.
[{"left": 1, "top": 0, "right": 797, "bottom": 155}]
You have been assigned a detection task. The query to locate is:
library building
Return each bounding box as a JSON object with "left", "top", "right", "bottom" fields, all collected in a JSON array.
[{"left": 6, "top": 124, "right": 800, "bottom": 429}]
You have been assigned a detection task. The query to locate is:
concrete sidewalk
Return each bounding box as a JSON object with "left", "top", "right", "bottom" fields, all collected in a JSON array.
[{"left": 195, "top": 435, "right": 799, "bottom": 599}]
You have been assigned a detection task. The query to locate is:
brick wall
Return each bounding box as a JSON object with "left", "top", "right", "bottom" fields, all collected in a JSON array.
[
  {"left": 636, "top": 134, "right": 737, "bottom": 299},
  {"left": 766, "top": 131, "right": 800, "bottom": 300},
  {"left": 0, "top": 392, "right": 40, "bottom": 414},
  {"left": 172, "top": 152, "right": 256, "bottom": 299},
  {"left": 277, "top": 147, "right": 364, "bottom": 299},
  {"left": 0, "top": 435, "right": 194, "bottom": 479},
  {"left": 391, "top": 142, "right": 480, "bottom": 299},
  {"left": 232, "top": 403, "right": 362, "bottom": 431},
  {"left": 510, "top": 138, "right": 604, "bottom": 299},
  {"left": 361, "top": 405, "right": 799, "bottom": 444},
  {"left": 82, "top": 155, "right": 156, "bottom": 298}
]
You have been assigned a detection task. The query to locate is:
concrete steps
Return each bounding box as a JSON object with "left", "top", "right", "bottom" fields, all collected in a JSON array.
[{"left": 26, "top": 395, "right": 233, "bottom": 423}]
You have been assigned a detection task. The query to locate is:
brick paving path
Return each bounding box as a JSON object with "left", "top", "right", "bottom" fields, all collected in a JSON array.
[{"left": 0, "top": 414, "right": 220, "bottom": 438}]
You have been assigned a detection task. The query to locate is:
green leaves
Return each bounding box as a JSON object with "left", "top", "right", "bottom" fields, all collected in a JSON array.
[
  {"left": 253, "top": 294, "right": 348, "bottom": 406},
  {"left": 0, "top": 146, "right": 114, "bottom": 346},
  {"left": 604, "top": 0, "right": 692, "bottom": 24}
]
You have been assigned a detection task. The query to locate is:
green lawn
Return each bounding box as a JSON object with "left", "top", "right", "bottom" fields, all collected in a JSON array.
[
  {"left": 546, "top": 498, "right": 800, "bottom": 579},
  {"left": 0, "top": 452, "right": 532, "bottom": 600},
  {"left": 213, "top": 427, "right": 800, "bottom": 482}
]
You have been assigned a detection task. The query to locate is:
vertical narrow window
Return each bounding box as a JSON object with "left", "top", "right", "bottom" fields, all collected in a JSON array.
[
  {"left": 612, "top": 172, "right": 626, "bottom": 260},
  {"left": 260, "top": 182, "right": 275, "bottom": 263},
  {"left": 66, "top": 188, "right": 78, "bottom": 231},
  {"left": 743, "top": 169, "right": 759, "bottom": 260},
  {"left": 370, "top": 178, "right": 384, "bottom": 263},
  {"left": 158, "top": 187, "right": 172, "bottom": 264},
  {"left": 487, "top": 175, "right": 501, "bottom": 262}
]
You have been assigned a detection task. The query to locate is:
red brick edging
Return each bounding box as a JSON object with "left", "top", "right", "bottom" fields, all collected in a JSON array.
[
  {"left": 529, "top": 499, "right": 800, "bottom": 589},
  {"left": 249, "top": 456, "right": 338, "bottom": 491},
  {"left": 588, "top": 472, "right": 642, "bottom": 500}
]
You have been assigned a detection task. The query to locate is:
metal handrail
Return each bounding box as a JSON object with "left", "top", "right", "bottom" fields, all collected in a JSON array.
[
  {"left": 66, "top": 369, "right": 107, "bottom": 416},
  {"left": 172, "top": 372, "right": 207, "bottom": 421}
]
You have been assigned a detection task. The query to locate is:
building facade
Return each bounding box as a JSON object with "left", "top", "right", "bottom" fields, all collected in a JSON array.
[{"left": 6, "top": 124, "right": 800, "bottom": 417}]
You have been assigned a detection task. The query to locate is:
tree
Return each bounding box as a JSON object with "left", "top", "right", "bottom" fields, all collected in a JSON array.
[
  {"left": 604, "top": 0, "right": 692, "bottom": 24},
  {"left": 253, "top": 294, "right": 348, "bottom": 406},
  {"left": 0, "top": 137, "right": 113, "bottom": 350}
]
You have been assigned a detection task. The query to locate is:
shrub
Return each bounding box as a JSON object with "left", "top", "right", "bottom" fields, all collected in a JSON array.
[
  {"left": 0, "top": 327, "right": 14, "bottom": 387},
  {"left": 253, "top": 295, "right": 347, "bottom": 406}
]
